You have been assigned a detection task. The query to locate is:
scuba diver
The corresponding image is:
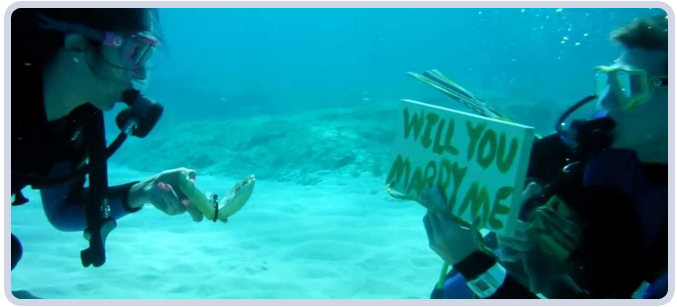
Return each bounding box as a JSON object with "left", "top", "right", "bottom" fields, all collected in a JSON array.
[
  {"left": 11, "top": 9, "right": 206, "bottom": 299},
  {"left": 425, "top": 13, "right": 668, "bottom": 299}
]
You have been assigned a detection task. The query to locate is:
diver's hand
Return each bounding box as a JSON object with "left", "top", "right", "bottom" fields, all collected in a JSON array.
[
  {"left": 496, "top": 220, "right": 533, "bottom": 262},
  {"left": 496, "top": 183, "right": 542, "bottom": 262},
  {"left": 419, "top": 185, "right": 480, "bottom": 265},
  {"left": 129, "top": 167, "right": 205, "bottom": 222}
]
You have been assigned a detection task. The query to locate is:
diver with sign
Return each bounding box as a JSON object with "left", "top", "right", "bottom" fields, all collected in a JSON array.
[{"left": 396, "top": 14, "right": 668, "bottom": 299}]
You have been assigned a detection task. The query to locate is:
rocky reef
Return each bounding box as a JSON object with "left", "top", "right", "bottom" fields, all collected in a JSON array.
[
  {"left": 112, "top": 87, "right": 553, "bottom": 187},
  {"left": 112, "top": 101, "right": 401, "bottom": 186}
]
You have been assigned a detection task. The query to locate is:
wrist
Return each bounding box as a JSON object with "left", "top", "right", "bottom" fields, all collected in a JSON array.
[
  {"left": 466, "top": 261, "right": 507, "bottom": 298},
  {"left": 453, "top": 249, "right": 498, "bottom": 281},
  {"left": 450, "top": 242, "right": 481, "bottom": 265},
  {"left": 127, "top": 181, "right": 149, "bottom": 210},
  {"left": 439, "top": 237, "right": 481, "bottom": 266}
]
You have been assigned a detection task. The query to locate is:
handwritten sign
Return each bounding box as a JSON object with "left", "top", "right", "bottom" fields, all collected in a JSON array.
[{"left": 386, "top": 99, "right": 535, "bottom": 236}]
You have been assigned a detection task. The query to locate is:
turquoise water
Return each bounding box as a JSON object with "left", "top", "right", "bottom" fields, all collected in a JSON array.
[
  {"left": 104, "top": 7, "right": 661, "bottom": 199},
  {"left": 135, "top": 8, "right": 656, "bottom": 126},
  {"left": 12, "top": 7, "right": 661, "bottom": 299}
]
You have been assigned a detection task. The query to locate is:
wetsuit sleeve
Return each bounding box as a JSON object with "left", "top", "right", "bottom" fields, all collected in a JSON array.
[
  {"left": 430, "top": 269, "right": 475, "bottom": 299},
  {"left": 453, "top": 250, "right": 539, "bottom": 299},
  {"left": 39, "top": 162, "right": 142, "bottom": 232}
]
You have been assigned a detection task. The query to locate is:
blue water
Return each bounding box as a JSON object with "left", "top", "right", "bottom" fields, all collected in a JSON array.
[
  {"left": 99, "top": 7, "right": 663, "bottom": 136},
  {"left": 130, "top": 8, "right": 657, "bottom": 121},
  {"left": 15, "top": 7, "right": 664, "bottom": 299}
]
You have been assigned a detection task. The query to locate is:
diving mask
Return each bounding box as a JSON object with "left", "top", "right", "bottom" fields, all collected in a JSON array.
[
  {"left": 37, "top": 14, "right": 162, "bottom": 82},
  {"left": 595, "top": 65, "right": 668, "bottom": 110}
]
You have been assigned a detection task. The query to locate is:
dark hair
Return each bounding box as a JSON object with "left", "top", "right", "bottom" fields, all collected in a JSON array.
[
  {"left": 611, "top": 13, "right": 668, "bottom": 52},
  {"left": 12, "top": 8, "right": 162, "bottom": 69}
]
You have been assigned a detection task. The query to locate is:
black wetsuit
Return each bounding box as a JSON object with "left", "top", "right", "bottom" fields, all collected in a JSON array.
[
  {"left": 431, "top": 147, "right": 667, "bottom": 299},
  {"left": 11, "top": 50, "right": 142, "bottom": 272}
]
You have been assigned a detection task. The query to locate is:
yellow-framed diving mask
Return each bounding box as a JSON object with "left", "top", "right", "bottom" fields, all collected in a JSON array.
[{"left": 595, "top": 65, "right": 668, "bottom": 110}]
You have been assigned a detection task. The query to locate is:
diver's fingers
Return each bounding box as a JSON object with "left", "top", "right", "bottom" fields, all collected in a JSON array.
[
  {"left": 182, "top": 168, "right": 197, "bottom": 182},
  {"left": 157, "top": 182, "right": 171, "bottom": 192},
  {"left": 158, "top": 188, "right": 179, "bottom": 215},
  {"left": 420, "top": 187, "right": 434, "bottom": 208},
  {"left": 175, "top": 170, "right": 198, "bottom": 205},
  {"left": 169, "top": 177, "right": 191, "bottom": 203},
  {"left": 429, "top": 186, "right": 448, "bottom": 211},
  {"left": 513, "top": 225, "right": 532, "bottom": 242},
  {"left": 164, "top": 183, "right": 187, "bottom": 214},
  {"left": 427, "top": 210, "right": 445, "bottom": 237},
  {"left": 521, "top": 183, "right": 542, "bottom": 204},
  {"left": 498, "top": 236, "right": 533, "bottom": 252},
  {"left": 185, "top": 204, "right": 204, "bottom": 222},
  {"left": 423, "top": 212, "right": 436, "bottom": 245},
  {"left": 432, "top": 211, "right": 451, "bottom": 237},
  {"left": 500, "top": 251, "right": 524, "bottom": 263},
  {"left": 421, "top": 185, "right": 449, "bottom": 212}
]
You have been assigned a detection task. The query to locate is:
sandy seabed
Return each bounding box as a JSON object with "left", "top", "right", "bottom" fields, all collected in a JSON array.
[{"left": 11, "top": 164, "right": 442, "bottom": 299}]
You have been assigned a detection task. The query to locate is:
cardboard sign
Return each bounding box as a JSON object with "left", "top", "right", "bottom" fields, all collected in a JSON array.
[{"left": 386, "top": 99, "right": 535, "bottom": 236}]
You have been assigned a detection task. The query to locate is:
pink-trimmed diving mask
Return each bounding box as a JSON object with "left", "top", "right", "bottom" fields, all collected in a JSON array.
[{"left": 37, "top": 14, "right": 162, "bottom": 82}]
